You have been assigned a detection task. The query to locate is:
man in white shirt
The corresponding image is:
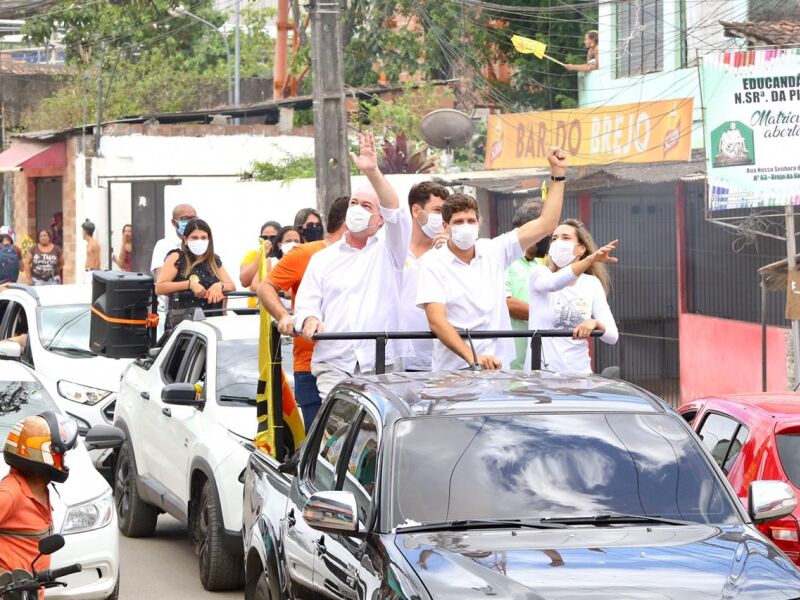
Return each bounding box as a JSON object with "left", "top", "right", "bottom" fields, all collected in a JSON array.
[
  {"left": 150, "top": 203, "right": 197, "bottom": 277},
  {"left": 417, "top": 147, "right": 568, "bottom": 371},
  {"left": 294, "top": 132, "right": 411, "bottom": 399},
  {"left": 400, "top": 181, "right": 450, "bottom": 371}
]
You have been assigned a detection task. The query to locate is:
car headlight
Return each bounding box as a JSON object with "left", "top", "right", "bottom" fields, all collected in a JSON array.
[
  {"left": 58, "top": 380, "right": 112, "bottom": 406},
  {"left": 62, "top": 489, "right": 113, "bottom": 534}
]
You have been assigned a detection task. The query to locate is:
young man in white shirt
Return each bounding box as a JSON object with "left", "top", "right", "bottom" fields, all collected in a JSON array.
[
  {"left": 400, "top": 181, "right": 450, "bottom": 371},
  {"left": 417, "top": 147, "right": 568, "bottom": 371},
  {"left": 293, "top": 132, "right": 411, "bottom": 399}
]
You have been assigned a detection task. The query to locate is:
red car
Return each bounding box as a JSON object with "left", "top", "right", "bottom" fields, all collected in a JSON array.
[{"left": 679, "top": 393, "right": 800, "bottom": 564}]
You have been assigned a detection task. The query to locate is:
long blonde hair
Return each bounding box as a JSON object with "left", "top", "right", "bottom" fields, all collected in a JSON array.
[{"left": 547, "top": 219, "right": 611, "bottom": 294}]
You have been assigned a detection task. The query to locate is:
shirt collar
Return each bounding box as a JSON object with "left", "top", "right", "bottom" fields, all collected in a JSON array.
[
  {"left": 446, "top": 241, "right": 483, "bottom": 266},
  {"left": 9, "top": 468, "right": 49, "bottom": 509},
  {"left": 341, "top": 233, "right": 379, "bottom": 252}
]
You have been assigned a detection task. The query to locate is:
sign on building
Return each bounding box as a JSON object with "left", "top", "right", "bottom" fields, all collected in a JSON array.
[
  {"left": 700, "top": 49, "right": 800, "bottom": 211},
  {"left": 485, "top": 99, "right": 693, "bottom": 169}
]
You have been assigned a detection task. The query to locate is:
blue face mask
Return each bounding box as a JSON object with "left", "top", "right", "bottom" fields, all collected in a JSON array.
[{"left": 176, "top": 219, "right": 191, "bottom": 236}]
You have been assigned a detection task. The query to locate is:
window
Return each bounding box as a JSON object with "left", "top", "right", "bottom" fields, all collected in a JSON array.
[
  {"left": 38, "top": 304, "right": 93, "bottom": 356},
  {"left": 616, "top": 0, "right": 663, "bottom": 77},
  {"left": 342, "top": 412, "right": 379, "bottom": 525},
  {"left": 680, "top": 408, "right": 698, "bottom": 425},
  {"left": 183, "top": 341, "right": 206, "bottom": 399},
  {"left": 311, "top": 396, "right": 360, "bottom": 492},
  {"left": 162, "top": 335, "right": 193, "bottom": 384},
  {"left": 776, "top": 434, "right": 800, "bottom": 489},
  {"left": 698, "top": 413, "right": 748, "bottom": 474}
]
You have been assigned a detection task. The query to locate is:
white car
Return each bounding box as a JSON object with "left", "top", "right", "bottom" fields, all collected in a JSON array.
[
  {"left": 113, "top": 311, "right": 298, "bottom": 591},
  {"left": 0, "top": 284, "right": 131, "bottom": 431},
  {"left": 0, "top": 356, "right": 121, "bottom": 599}
]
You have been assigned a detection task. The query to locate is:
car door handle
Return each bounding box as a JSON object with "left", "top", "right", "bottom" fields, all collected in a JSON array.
[
  {"left": 287, "top": 509, "right": 296, "bottom": 528},
  {"left": 162, "top": 407, "right": 172, "bottom": 417},
  {"left": 140, "top": 391, "right": 150, "bottom": 400},
  {"left": 315, "top": 536, "right": 326, "bottom": 555}
]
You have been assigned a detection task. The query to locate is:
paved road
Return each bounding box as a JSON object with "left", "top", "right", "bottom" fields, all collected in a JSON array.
[{"left": 119, "top": 515, "right": 242, "bottom": 599}]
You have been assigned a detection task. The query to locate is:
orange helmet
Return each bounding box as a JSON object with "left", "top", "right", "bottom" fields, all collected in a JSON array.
[{"left": 3, "top": 412, "right": 78, "bottom": 483}]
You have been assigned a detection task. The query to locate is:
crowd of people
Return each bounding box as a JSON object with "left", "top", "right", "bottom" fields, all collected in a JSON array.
[{"left": 147, "top": 133, "right": 619, "bottom": 431}]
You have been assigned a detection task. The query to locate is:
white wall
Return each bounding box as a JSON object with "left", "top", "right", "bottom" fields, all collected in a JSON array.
[{"left": 163, "top": 174, "right": 431, "bottom": 289}]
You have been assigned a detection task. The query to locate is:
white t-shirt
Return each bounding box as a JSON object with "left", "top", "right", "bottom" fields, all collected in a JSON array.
[
  {"left": 528, "top": 263, "right": 618, "bottom": 375},
  {"left": 416, "top": 231, "right": 523, "bottom": 371},
  {"left": 150, "top": 237, "right": 181, "bottom": 273},
  {"left": 399, "top": 252, "right": 433, "bottom": 371}
]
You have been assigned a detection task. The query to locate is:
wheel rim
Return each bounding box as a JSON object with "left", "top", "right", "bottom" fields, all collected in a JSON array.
[
  {"left": 114, "top": 453, "right": 131, "bottom": 521},
  {"left": 196, "top": 492, "right": 210, "bottom": 579}
]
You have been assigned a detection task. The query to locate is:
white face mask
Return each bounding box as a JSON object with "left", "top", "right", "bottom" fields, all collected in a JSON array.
[
  {"left": 187, "top": 239, "right": 209, "bottom": 256},
  {"left": 346, "top": 204, "right": 374, "bottom": 233},
  {"left": 450, "top": 223, "right": 480, "bottom": 251},
  {"left": 549, "top": 239, "right": 577, "bottom": 268},
  {"left": 419, "top": 212, "right": 443, "bottom": 239},
  {"left": 280, "top": 242, "right": 298, "bottom": 255}
]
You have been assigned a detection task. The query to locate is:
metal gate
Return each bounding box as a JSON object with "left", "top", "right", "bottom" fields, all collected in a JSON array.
[{"left": 590, "top": 184, "right": 680, "bottom": 405}]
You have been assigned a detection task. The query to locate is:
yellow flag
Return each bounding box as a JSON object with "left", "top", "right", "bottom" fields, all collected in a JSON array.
[
  {"left": 511, "top": 35, "right": 547, "bottom": 59},
  {"left": 255, "top": 239, "right": 276, "bottom": 455}
]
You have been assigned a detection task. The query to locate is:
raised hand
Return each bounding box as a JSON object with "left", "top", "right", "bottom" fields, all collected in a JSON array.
[
  {"left": 545, "top": 146, "right": 568, "bottom": 175},
  {"left": 591, "top": 239, "right": 619, "bottom": 264},
  {"left": 349, "top": 132, "right": 379, "bottom": 174}
]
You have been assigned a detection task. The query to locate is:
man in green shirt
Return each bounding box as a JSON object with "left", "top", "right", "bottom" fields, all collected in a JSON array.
[{"left": 505, "top": 201, "right": 550, "bottom": 369}]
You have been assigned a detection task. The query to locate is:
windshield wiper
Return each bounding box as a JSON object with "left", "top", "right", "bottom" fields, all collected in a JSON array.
[
  {"left": 44, "top": 346, "right": 94, "bottom": 357},
  {"left": 396, "top": 518, "right": 566, "bottom": 533},
  {"left": 539, "top": 513, "right": 692, "bottom": 527}
]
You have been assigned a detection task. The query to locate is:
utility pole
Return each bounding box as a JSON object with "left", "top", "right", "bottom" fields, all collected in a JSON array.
[
  {"left": 309, "top": 0, "right": 350, "bottom": 213},
  {"left": 234, "top": 0, "right": 240, "bottom": 106}
]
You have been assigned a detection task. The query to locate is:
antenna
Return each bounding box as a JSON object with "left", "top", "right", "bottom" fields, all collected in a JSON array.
[{"left": 419, "top": 109, "right": 476, "bottom": 171}]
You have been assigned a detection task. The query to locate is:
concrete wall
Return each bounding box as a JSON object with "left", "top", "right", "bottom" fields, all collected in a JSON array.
[
  {"left": 679, "top": 313, "right": 789, "bottom": 402},
  {"left": 577, "top": 0, "right": 748, "bottom": 149}
]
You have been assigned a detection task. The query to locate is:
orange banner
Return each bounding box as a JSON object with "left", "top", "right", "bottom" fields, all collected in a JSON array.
[{"left": 485, "top": 98, "right": 694, "bottom": 169}]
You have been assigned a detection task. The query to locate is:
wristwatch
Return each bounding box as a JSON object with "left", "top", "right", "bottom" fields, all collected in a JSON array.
[{"left": 189, "top": 274, "right": 200, "bottom": 284}]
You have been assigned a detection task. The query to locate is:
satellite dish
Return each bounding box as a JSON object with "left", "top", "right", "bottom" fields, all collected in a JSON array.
[{"left": 420, "top": 109, "right": 476, "bottom": 152}]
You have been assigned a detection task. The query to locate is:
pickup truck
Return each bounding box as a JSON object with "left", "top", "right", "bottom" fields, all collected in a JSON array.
[{"left": 242, "top": 369, "right": 800, "bottom": 600}]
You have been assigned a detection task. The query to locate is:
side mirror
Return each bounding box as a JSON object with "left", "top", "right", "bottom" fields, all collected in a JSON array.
[
  {"left": 748, "top": 480, "right": 797, "bottom": 523},
  {"left": 0, "top": 340, "right": 21, "bottom": 360},
  {"left": 33, "top": 533, "right": 65, "bottom": 569},
  {"left": 84, "top": 425, "right": 126, "bottom": 451},
  {"left": 303, "top": 491, "right": 359, "bottom": 534},
  {"left": 161, "top": 383, "right": 203, "bottom": 407}
]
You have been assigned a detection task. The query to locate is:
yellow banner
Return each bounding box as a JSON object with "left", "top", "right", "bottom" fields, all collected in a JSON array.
[{"left": 485, "top": 98, "right": 694, "bottom": 169}]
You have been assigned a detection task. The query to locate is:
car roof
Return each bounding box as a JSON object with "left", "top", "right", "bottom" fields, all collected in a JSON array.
[
  {"left": 5, "top": 283, "right": 91, "bottom": 306},
  {"left": 699, "top": 393, "right": 800, "bottom": 419},
  {"left": 197, "top": 313, "right": 259, "bottom": 341},
  {"left": 0, "top": 359, "right": 39, "bottom": 382},
  {"left": 349, "top": 370, "right": 665, "bottom": 417}
]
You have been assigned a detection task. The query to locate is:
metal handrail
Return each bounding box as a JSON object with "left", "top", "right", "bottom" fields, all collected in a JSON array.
[{"left": 312, "top": 329, "right": 602, "bottom": 374}]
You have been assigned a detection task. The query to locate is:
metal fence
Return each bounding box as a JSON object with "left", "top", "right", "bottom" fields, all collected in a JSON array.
[{"left": 493, "top": 191, "right": 578, "bottom": 234}]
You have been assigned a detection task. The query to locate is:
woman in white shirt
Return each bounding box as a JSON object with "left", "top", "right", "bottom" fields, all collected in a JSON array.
[{"left": 528, "top": 219, "right": 619, "bottom": 375}]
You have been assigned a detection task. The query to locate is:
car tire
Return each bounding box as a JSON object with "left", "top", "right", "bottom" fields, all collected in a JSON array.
[
  {"left": 248, "top": 559, "right": 280, "bottom": 600},
  {"left": 114, "top": 442, "right": 159, "bottom": 538},
  {"left": 192, "top": 480, "right": 244, "bottom": 591}
]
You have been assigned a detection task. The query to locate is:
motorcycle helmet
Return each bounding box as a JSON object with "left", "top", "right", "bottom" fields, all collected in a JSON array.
[{"left": 3, "top": 411, "right": 78, "bottom": 483}]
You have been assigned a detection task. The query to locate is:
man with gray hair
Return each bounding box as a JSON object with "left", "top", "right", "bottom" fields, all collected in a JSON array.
[
  {"left": 150, "top": 203, "right": 197, "bottom": 278},
  {"left": 294, "top": 132, "right": 411, "bottom": 400},
  {"left": 505, "top": 200, "right": 551, "bottom": 369}
]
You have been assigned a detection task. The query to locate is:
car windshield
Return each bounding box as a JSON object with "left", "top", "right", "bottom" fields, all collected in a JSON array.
[
  {"left": 0, "top": 379, "right": 59, "bottom": 439},
  {"left": 215, "top": 338, "right": 294, "bottom": 405},
  {"left": 390, "top": 413, "right": 739, "bottom": 529},
  {"left": 38, "top": 304, "right": 94, "bottom": 356},
  {"left": 776, "top": 434, "right": 800, "bottom": 489}
]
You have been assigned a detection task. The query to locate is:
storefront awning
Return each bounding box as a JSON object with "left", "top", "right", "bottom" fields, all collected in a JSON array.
[{"left": 0, "top": 141, "right": 66, "bottom": 173}]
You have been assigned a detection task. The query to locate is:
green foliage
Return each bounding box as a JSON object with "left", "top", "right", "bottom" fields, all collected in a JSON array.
[
  {"left": 364, "top": 81, "right": 455, "bottom": 141},
  {"left": 250, "top": 154, "right": 317, "bottom": 182},
  {"left": 22, "top": 3, "right": 275, "bottom": 130},
  {"left": 293, "top": 108, "right": 314, "bottom": 128}
]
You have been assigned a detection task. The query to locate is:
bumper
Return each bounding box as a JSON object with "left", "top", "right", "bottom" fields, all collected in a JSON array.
[{"left": 46, "top": 514, "right": 119, "bottom": 600}]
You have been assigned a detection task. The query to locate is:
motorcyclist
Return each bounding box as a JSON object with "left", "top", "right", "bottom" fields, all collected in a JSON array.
[{"left": 0, "top": 412, "right": 77, "bottom": 589}]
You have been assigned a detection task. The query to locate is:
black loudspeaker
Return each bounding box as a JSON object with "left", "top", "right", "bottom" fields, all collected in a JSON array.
[{"left": 90, "top": 271, "right": 156, "bottom": 359}]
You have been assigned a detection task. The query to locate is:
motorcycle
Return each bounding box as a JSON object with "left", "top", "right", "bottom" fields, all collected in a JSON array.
[{"left": 0, "top": 534, "right": 81, "bottom": 599}]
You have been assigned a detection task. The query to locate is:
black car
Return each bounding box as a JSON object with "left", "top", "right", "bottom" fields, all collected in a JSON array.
[{"left": 242, "top": 370, "right": 800, "bottom": 599}]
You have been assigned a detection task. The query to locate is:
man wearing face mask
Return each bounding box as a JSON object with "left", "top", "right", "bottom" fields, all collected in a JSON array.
[
  {"left": 293, "top": 132, "right": 411, "bottom": 400},
  {"left": 150, "top": 203, "right": 197, "bottom": 278},
  {"left": 416, "top": 147, "right": 569, "bottom": 371},
  {"left": 399, "top": 182, "right": 450, "bottom": 371}
]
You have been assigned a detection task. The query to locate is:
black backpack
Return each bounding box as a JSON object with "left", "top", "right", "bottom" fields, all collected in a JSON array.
[{"left": 0, "top": 244, "right": 20, "bottom": 283}]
